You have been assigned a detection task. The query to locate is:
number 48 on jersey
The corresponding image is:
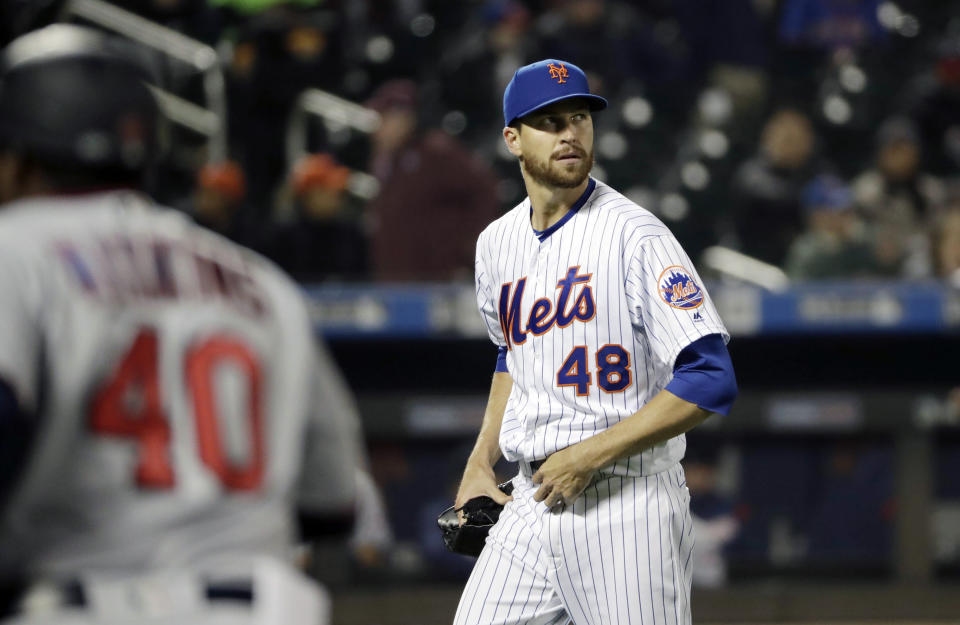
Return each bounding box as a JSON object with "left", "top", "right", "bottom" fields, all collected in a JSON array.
[{"left": 556, "top": 344, "right": 631, "bottom": 396}]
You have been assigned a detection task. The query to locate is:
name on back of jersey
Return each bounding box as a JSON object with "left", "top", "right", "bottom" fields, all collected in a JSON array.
[{"left": 56, "top": 235, "right": 267, "bottom": 317}]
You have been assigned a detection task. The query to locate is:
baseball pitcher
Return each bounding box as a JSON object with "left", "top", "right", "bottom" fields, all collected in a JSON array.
[{"left": 452, "top": 59, "right": 738, "bottom": 625}]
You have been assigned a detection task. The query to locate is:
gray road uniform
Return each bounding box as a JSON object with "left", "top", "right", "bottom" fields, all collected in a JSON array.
[{"left": 0, "top": 190, "right": 359, "bottom": 625}]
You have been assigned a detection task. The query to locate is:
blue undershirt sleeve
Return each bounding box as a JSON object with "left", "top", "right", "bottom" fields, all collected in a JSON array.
[
  {"left": 495, "top": 346, "right": 509, "bottom": 373},
  {"left": 665, "top": 333, "right": 738, "bottom": 416}
]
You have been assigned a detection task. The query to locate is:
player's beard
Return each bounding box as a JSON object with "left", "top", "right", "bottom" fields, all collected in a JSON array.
[{"left": 519, "top": 147, "right": 594, "bottom": 189}]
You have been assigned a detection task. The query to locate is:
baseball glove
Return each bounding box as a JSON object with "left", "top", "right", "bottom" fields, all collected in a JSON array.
[{"left": 437, "top": 481, "right": 514, "bottom": 557}]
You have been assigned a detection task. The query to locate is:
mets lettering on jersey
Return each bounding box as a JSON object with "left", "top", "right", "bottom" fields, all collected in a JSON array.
[{"left": 498, "top": 266, "right": 595, "bottom": 347}]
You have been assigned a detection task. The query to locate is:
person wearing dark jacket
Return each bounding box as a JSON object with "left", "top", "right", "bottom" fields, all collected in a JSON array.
[
  {"left": 268, "top": 153, "right": 369, "bottom": 283},
  {"left": 365, "top": 79, "right": 502, "bottom": 282}
]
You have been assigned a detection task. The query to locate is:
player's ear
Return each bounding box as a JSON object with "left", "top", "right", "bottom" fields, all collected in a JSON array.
[{"left": 503, "top": 125, "right": 522, "bottom": 157}]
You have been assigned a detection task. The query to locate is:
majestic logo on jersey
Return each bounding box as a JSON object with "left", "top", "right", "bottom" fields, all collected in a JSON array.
[
  {"left": 547, "top": 63, "right": 568, "bottom": 84},
  {"left": 658, "top": 265, "right": 704, "bottom": 310},
  {"left": 499, "top": 266, "right": 595, "bottom": 349}
]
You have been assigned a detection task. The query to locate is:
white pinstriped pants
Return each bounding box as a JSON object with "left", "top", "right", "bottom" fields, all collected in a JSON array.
[{"left": 453, "top": 463, "right": 694, "bottom": 625}]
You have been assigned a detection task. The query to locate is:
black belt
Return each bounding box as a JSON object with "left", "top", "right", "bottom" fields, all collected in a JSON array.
[
  {"left": 519, "top": 458, "right": 546, "bottom": 476},
  {"left": 58, "top": 579, "right": 254, "bottom": 607},
  {"left": 206, "top": 582, "right": 254, "bottom": 603}
]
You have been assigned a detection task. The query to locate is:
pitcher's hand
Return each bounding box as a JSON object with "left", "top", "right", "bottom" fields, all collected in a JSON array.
[
  {"left": 532, "top": 446, "right": 596, "bottom": 509},
  {"left": 455, "top": 460, "right": 512, "bottom": 524}
]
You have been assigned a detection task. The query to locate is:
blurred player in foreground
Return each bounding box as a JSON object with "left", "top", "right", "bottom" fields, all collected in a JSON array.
[
  {"left": 0, "top": 24, "right": 360, "bottom": 624},
  {"left": 453, "top": 59, "right": 738, "bottom": 625}
]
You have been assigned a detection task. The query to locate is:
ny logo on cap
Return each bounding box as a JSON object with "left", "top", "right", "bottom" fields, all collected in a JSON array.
[{"left": 547, "top": 63, "right": 568, "bottom": 84}]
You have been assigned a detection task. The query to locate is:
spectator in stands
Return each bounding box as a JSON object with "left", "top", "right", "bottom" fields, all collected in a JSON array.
[
  {"left": 933, "top": 206, "right": 960, "bottom": 287},
  {"left": 853, "top": 117, "right": 946, "bottom": 226},
  {"left": 852, "top": 116, "right": 945, "bottom": 277},
  {"left": 684, "top": 443, "right": 739, "bottom": 588},
  {"left": 266, "top": 153, "right": 369, "bottom": 283},
  {"left": 778, "top": 0, "right": 886, "bottom": 53},
  {"left": 188, "top": 160, "right": 260, "bottom": 247},
  {"left": 484, "top": 1, "right": 535, "bottom": 92},
  {"left": 674, "top": 0, "right": 768, "bottom": 83},
  {"left": 905, "top": 34, "right": 960, "bottom": 176},
  {"left": 786, "top": 174, "right": 896, "bottom": 279},
  {"left": 364, "top": 79, "right": 501, "bottom": 282},
  {"left": 438, "top": 0, "right": 536, "bottom": 140},
  {"left": 226, "top": 6, "right": 344, "bottom": 207},
  {"left": 535, "top": 0, "right": 690, "bottom": 107},
  {"left": 730, "top": 108, "right": 818, "bottom": 266},
  {"left": 675, "top": 0, "right": 770, "bottom": 139},
  {"left": 773, "top": 0, "right": 886, "bottom": 102}
]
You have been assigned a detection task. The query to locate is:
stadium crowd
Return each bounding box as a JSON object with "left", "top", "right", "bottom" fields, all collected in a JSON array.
[{"left": 54, "top": 0, "right": 960, "bottom": 284}]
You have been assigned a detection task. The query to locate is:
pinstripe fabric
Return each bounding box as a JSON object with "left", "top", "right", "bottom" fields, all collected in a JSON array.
[
  {"left": 462, "top": 178, "right": 719, "bottom": 624},
  {"left": 455, "top": 467, "right": 694, "bottom": 625}
]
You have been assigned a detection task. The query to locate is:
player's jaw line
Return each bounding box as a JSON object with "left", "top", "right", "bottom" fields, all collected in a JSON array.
[{"left": 520, "top": 147, "right": 594, "bottom": 190}]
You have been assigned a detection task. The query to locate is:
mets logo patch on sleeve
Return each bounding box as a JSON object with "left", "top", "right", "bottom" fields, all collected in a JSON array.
[{"left": 658, "top": 265, "right": 704, "bottom": 310}]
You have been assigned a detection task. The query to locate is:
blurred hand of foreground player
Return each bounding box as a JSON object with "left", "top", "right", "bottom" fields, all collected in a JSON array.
[
  {"left": 532, "top": 446, "right": 596, "bottom": 508},
  {"left": 454, "top": 459, "right": 513, "bottom": 524}
]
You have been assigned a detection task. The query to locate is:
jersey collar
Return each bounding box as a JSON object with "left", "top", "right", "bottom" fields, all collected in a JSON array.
[{"left": 530, "top": 178, "right": 596, "bottom": 242}]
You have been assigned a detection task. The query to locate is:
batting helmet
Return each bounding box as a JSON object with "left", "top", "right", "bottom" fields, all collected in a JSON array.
[{"left": 0, "top": 24, "right": 160, "bottom": 174}]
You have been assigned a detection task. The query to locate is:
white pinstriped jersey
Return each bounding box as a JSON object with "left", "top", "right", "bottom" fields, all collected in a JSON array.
[
  {"left": 0, "top": 191, "right": 358, "bottom": 579},
  {"left": 475, "top": 179, "right": 729, "bottom": 476}
]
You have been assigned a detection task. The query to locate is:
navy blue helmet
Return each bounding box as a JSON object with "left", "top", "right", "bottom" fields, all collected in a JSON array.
[{"left": 0, "top": 24, "right": 160, "bottom": 173}]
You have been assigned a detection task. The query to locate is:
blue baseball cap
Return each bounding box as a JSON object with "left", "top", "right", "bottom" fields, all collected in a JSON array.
[
  {"left": 503, "top": 59, "right": 607, "bottom": 126},
  {"left": 802, "top": 174, "right": 853, "bottom": 213}
]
